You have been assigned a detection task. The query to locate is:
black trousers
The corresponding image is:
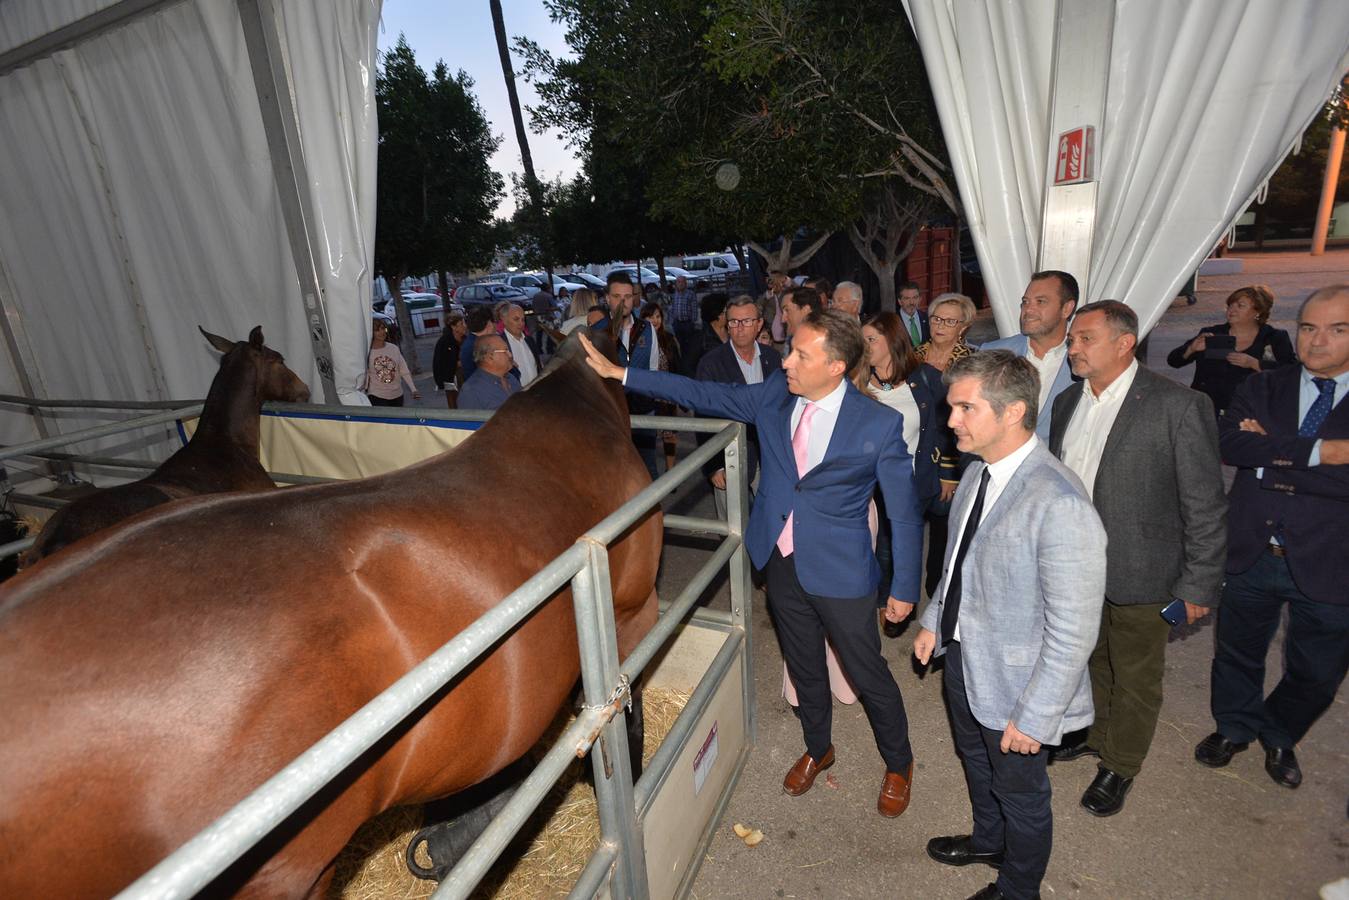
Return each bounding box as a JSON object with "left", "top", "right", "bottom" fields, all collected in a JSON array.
[
  {"left": 368, "top": 395, "right": 404, "bottom": 407},
  {"left": 944, "top": 641, "right": 1052, "bottom": 900},
  {"left": 765, "top": 549, "right": 913, "bottom": 772},
  {"left": 1212, "top": 549, "right": 1349, "bottom": 748}
]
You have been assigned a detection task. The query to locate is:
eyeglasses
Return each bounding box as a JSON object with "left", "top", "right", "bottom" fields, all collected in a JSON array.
[
  {"left": 727, "top": 317, "right": 762, "bottom": 327},
  {"left": 486, "top": 349, "right": 512, "bottom": 357},
  {"left": 930, "top": 315, "right": 965, "bottom": 327}
]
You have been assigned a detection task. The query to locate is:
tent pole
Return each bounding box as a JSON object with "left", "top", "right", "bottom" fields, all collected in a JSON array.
[
  {"left": 235, "top": 0, "right": 340, "bottom": 404},
  {"left": 1037, "top": 0, "right": 1114, "bottom": 300},
  {"left": 0, "top": 0, "right": 187, "bottom": 79}
]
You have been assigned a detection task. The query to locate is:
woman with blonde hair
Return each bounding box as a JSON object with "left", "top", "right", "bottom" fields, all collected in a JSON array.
[
  {"left": 916, "top": 292, "right": 976, "bottom": 372},
  {"left": 560, "top": 288, "right": 598, "bottom": 334},
  {"left": 1167, "top": 283, "right": 1294, "bottom": 417}
]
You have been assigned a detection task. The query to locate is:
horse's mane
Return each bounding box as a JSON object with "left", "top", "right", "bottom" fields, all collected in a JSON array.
[{"left": 537, "top": 326, "right": 618, "bottom": 379}]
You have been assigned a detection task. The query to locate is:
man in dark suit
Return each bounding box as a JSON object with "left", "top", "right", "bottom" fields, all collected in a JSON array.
[
  {"left": 595, "top": 271, "right": 662, "bottom": 478},
  {"left": 1195, "top": 284, "right": 1349, "bottom": 789},
  {"left": 1047, "top": 301, "right": 1227, "bottom": 816},
  {"left": 695, "top": 295, "right": 782, "bottom": 518},
  {"left": 899, "top": 281, "right": 931, "bottom": 346},
  {"left": 580, "top": 311, "right": 925, "bottom": 818}
]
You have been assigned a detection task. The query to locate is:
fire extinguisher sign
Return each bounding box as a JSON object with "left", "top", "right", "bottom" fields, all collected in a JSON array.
[{"left": 1054, "top": 126, "right": 1096, "bottom": 186}]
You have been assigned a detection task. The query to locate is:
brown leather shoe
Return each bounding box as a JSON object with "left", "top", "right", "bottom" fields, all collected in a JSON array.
[
  {"left": 877, "top": 763, "right": 914, "bottom": 817},
  {"left": 783, "top": 746, "right": 835, "bottom": 796}
]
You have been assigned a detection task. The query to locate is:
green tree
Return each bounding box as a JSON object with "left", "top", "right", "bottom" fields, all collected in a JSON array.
[
  {"left": 522, "top": 0, "right": 953, "bottom": 308},
  {"left": 375, "top": 37, "right": 504, "bottom": 369}
]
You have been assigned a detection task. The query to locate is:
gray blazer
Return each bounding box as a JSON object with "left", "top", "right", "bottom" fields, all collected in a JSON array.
[
  {"left": 1048, "top": 366, "right": 1227, "bottom": 607},
  {"left": 918, "top": 441, "right": 1107, "bottom": 744}
]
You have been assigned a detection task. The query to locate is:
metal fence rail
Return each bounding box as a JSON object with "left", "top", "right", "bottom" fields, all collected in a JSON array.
[{"left": 96, "top": 408, "right": 753, "bottom": 900}]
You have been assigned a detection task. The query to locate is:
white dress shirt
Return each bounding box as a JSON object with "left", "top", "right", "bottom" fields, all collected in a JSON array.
[
  {"left": 504, "top": 330, "right": 538, "bottom": 386},
  {"left": 733, "top": 342, "right": 765, "bottom": 384},
  {"left": 948, "top": 434, "right": 1040, "bottom": 640},
  {"left": 1059, "top": 359, "right": 1138, "bottom": 500},
  {"left": 790, "top": 378, "right": 848, "bottom": 472},
  {"left": 1026, "top": 338, "right": 1068, "bottom": 415}
]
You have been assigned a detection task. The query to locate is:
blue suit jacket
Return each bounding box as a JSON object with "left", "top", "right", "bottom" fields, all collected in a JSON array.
[
  {"left": 1220, "top": 366, "right": 1349, "bottom": 606},
  {"left": 626, "top": 368, "right": 924, "bottom": 600},
  {"left": 978, "top": 333, "right": 1075, "bottom": 440}
]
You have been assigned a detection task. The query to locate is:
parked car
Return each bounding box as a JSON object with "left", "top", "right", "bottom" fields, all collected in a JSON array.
[
  {"left": 455, "top": 282, "right": 531, "bottom": 308},
  {"left": 569, "top": 271, "right": 607, "bottom": 292},
  {"left": 681, "top": 254, "right": 741, "bottom": 282},
  {"left": 607, "top": 265, "right": 664, "bottom": 293},
  {"left": 378, "top": 292, "right": 462, "bottom": 317},
  {"left": 659, "top": 265, "right": 705, "bottom": 289},
  {"left": 532, "top": 273, "right": 586, "bottom": 299}
]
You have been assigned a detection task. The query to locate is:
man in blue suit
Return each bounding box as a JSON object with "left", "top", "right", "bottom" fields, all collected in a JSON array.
[
  {"left": 1195, "top": 284, "right": 1349, "bottom": 790},
  {"left": 980, "top": 271, "right": 1079, "bottom": 441},
  {"left": 581, "top": 311, "right": 925, "bottom": 818}
]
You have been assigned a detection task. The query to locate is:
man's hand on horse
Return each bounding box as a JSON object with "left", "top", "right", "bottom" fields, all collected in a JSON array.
[{"left": 578, "top": 333, "right": 624, "bottom": 381}]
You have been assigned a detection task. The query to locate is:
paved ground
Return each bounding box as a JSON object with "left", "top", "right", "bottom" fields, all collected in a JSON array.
[{"left": 401, "top": 253, "right": 1349, "bottom": 899}]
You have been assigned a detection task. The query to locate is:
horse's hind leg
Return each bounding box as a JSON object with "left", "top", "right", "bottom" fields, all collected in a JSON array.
[{"left": 405, "top": 761, "right": 528, "bottom": 882}]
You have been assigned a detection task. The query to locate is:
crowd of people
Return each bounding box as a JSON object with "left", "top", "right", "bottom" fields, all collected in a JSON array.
[{"left": 362, "top": 267, "right": 1346, "bottom": 900}]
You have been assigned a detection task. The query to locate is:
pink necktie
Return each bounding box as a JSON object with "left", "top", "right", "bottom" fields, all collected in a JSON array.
[{"left": 776, "top": 402, "right": 819, "bottom": 557}]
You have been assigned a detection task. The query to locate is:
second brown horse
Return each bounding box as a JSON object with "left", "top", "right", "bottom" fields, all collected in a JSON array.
[
  {"left": 22, "top": 325, "right": 310, "bottom": 565},
  {"left": 0, "top": 331, "right": 660, "bottom": 898}
]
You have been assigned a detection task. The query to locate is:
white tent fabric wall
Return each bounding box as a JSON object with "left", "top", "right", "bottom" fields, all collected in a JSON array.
[
  {"left": 0, "top": 0, "right": 380, "bottom": 465},
  {"left": 903, "top": 0, "right": 1349, "bottom": 338}
]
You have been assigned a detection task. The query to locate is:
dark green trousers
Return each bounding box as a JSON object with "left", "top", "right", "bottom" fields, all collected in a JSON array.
[{"left": 1085, "top": 600, "right": 1171, "bottom": 778}]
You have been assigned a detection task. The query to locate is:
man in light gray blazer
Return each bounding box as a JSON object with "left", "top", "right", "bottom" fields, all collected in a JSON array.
[
  {"left": 914, "top": 350, "right": 1107, "bottom": 900},
  {"left": 1047, "top": 301, "right": 1226, "bottom": 816}
]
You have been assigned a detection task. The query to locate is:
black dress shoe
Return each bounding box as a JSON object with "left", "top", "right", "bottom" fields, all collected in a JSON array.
[
  {"left": 1048, "top": 734, "right": 1099, "bottom": 764},
  {"left": 926, "top": 834, "right": 1004, "bottom": 869},
  {"left": 1264, "top": 746, "right": 1302, "bottom": 788},
  {"left": 1194, "top": 732, "right": 1249, "bottom": 768},
  {"left": 1081, "top": 767, "right": 1133, "bottom": 817},
  {"left": 967, "top": 884, "right": 1040, "bottom": 900}
]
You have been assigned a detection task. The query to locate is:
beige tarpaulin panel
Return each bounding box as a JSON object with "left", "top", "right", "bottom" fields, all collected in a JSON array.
[{"left": 180, "top": 410, "right": 480, "bottom": 481}]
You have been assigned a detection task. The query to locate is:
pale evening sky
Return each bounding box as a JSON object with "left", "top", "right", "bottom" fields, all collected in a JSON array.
[{"left": 377, "top": 1, "right": 583, "bottom": 219}]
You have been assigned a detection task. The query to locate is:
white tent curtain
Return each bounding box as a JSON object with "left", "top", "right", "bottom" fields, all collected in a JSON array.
[
  {"left": 903, "top": 0, "right": 1349, "bottom": 337},
  {"left": 0, "top": 0, "right": 380, "bottom": 459}
]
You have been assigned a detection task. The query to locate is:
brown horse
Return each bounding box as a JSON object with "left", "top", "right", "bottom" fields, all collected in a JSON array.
[
  {"left": 0, "top": 331, "right": 660, "bottom": 898},
  {"left": 22, "top": 325, "right": 310, "bottom": 565}
]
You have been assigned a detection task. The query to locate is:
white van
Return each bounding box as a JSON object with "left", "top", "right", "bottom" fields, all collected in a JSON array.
[{"left": 681, "top": 253, "right": 741, "bottom": 280}]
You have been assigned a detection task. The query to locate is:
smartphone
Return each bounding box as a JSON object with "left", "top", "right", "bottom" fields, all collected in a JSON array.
[
  {"left": 1203, "top": 334, "right": 1236, "bottom": 360},
  {"left": 1160, "top": 599, "right": 1188, "bottom": 626}
]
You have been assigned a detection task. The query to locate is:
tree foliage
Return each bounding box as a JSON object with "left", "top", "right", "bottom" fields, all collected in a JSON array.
[
  {"left": 521, "top": 0, "right": 953, "bottom": 304},
  {"left": 374, "top": 36, "right": 504, "bottom": 366}
]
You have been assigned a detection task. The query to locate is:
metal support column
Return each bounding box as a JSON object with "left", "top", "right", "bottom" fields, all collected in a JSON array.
[
  {"left": 722, "top": 422, "right": 755, "bottom": 741},
  {"left": 235, "top": 0, "right": 340, "bottom": 404},
  {"left": 571, "top": 541, "right": 649, "bottom": 900},
  {"left": 1037, "top": 0, "right": 1115, "bottom": 298}
]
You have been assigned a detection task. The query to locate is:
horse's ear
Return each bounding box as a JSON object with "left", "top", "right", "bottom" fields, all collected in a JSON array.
[
  {"left": 199, "top": 326, "right": 236, "bottom": 355},
  {"left": 248, "top": 326, "right": 265, "bottom": 349}
]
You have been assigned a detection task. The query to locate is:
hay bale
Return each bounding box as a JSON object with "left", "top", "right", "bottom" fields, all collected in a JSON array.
[{"left": 331, "top": 688, "right": 691, "bottom": 899}]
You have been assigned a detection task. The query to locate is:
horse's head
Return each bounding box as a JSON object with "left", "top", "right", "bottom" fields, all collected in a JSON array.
[
  {"left": 537, "top": 326, "right": 628, "bottom": 422},
  {"left": 200, "top": 326, "right": 311, "bottom": 404}
]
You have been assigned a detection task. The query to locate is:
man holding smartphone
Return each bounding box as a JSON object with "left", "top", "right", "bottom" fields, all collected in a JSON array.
[{"left": 1046, "top": 301, "right": 1227, "bottom": 816}]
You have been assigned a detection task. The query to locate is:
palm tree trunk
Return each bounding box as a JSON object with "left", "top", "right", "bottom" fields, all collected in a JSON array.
[{"left": 490, "top": 0, "right": 552, "bottom": 281}]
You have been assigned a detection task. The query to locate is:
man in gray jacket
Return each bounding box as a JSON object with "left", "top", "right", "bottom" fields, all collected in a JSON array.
[
  {"left": 1047, "top": 301, "right": 1226, "bottom": 817},
  {"left": 915, "top": 351, "right": 1106, "bottom": 900}
]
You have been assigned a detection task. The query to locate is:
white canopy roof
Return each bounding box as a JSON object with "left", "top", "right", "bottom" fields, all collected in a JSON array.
[{"left": 0, "top": 0, "right": 380, "bottom": 457}]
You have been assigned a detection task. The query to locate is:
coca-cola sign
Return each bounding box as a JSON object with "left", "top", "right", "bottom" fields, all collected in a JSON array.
[{"left": 1054, "top": 126, "right": 1096, "bottom": 185}]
